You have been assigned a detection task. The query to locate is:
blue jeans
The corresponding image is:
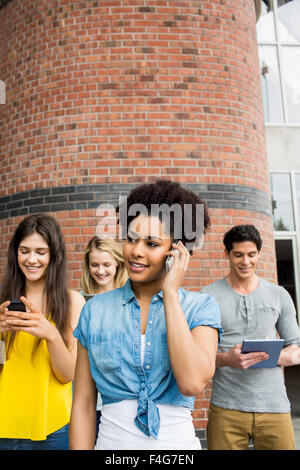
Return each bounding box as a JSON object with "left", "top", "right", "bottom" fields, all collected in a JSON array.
[{"left": 0, "top": 424, "right": 69, "bottom": 450}]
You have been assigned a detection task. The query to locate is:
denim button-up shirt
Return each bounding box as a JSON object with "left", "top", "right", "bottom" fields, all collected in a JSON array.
[{"left": 74, "top": 280, "right": 222, "bottom": 438}]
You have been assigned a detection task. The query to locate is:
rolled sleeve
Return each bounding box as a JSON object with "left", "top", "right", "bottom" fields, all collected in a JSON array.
[
  {"left": 277, "top": 286, "right": 300, "bottom": 347},
  {"left": 190, "top": 293, "right": 223, "bottom": 343},
  {"left": 73, "top": 302, "right": 90, "bottom": 349}
]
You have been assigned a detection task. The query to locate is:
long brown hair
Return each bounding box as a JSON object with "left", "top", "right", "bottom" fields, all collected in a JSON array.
[
  {"left": 81, "top": 236, "right": 128, "bottom": 295},
  {"left": 0, "top": 214, "right": 71, "bottom": 361}
]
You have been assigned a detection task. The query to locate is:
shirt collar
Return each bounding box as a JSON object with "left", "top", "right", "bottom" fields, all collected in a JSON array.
[
  {"left": 122, "top": 279, "right": 136, "bottom": 303},
  {"left": 122, "top": 279, "right": 164, "bottom": 304}
]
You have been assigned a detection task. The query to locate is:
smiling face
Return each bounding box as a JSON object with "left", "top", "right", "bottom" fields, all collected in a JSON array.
[
  {"left": 89, "top": 249, "right": 119, "bottom": 292},
  {"left": 17, "top": 232, "right": 50, "bottom": 283},
  {"left": 226, "top": 241, "right": 261, "bottom": 282},
  {"left": 123, "top": 214, "right": 172, "bottom": 286}
]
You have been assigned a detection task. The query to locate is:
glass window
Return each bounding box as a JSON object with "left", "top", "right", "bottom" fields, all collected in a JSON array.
[
  {"left": 258, "top": 45, "right": 284, "bottom": 122},
  {"left": 277, "top": 0, "right": 300, "bottom": 43},
  {"left": 281, "top": 46, "right": 300, "bottom": 122},
  {"left": 257, "top": 0, "right": 300, "bottom": 123},
  {"left": 257, "top": 1, "right": 276, "bottom": 43},
  {"left": 275, "top": 239, "right": 297, "bottom": 306},
  {"left": 271, "top": 173, "right": 295, "bottom": 231}
]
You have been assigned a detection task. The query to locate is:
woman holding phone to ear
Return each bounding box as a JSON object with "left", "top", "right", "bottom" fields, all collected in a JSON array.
[
  {"left": 70, "top": 180, "right": 222, "bottom": 450},
  {"left": 0, "top": 214, "right": 85, "bottom": 450}
]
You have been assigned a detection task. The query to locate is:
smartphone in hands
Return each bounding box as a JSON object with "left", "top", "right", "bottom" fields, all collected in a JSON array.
[
  {"left": 8, "top": 300, "right": 26, "bottom": 312},
  {"left": 165, "top": 240, "right": 180, "bottom": 272}
]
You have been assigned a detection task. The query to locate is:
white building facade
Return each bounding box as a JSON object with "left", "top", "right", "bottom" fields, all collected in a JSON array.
[{"left": 257, "top": 0, "right": 300, "bottom": 321}]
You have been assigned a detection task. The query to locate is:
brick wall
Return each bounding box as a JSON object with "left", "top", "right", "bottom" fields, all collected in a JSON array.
[{"left": 0, "top": 0, "right": 275, "bottom": 439}]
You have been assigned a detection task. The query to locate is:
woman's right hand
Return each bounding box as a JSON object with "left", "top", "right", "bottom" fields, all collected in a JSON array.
[
  {"left": 162, "top": 241, "right": 190, "bottom": 294},
  {"left": 0, "top": 301, "right": 12, "bottom": 334}
]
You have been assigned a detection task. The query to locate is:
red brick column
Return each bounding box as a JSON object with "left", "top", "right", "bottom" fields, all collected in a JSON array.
[{"left": 0, "top": 0, "right": 273, "bottom": 441}]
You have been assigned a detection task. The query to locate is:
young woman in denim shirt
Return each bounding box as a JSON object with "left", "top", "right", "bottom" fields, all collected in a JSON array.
[{"left": 70, "top": 180, "right": 222, "bottom": 450}]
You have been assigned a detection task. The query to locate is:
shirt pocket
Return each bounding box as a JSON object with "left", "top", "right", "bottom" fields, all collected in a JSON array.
[
  {"left": 256, "top": 306, "right": 279, "bottom": 334},
  {"left": 89, "top": 331, "right": 123, "bottom": 372}
]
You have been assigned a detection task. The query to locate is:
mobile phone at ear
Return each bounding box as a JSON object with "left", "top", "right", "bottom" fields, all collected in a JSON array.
[
  {"left": 165, "top": 240, "right": 180, "bottom": 272},
  {"left": 8, "top": 300, "right": 26, "bottom": 312}
]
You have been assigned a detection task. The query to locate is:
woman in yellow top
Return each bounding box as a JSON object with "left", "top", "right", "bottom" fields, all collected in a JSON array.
[{"left": 0, "top": 214, "right": 85, "bottom": 450}]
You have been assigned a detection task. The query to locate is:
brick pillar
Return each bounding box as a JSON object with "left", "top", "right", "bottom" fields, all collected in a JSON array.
[{"left": 0, "top": 0, "right": 273, "bottom": 442}]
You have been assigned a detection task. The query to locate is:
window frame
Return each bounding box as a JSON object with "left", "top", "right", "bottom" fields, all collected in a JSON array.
[{"left": 257, "top": 0, "right": 300, "bottom": 125}]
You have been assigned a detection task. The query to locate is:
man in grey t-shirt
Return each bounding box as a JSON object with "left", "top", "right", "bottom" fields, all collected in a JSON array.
[{"left": 201, "top": 225, "right": 300, "bottom": 450}]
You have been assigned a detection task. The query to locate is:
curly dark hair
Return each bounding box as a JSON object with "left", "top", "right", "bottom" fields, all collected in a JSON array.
[
  {"left": 223, "top": 224, "right": 262, "bottom": 253},
  {"left": 118, "top": 179, "right": 210, "bottom": 252}
]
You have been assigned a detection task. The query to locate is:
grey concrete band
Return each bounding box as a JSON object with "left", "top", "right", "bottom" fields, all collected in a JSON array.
[{"left": 0, "top": 182, "right": 272, "bottom": 221}]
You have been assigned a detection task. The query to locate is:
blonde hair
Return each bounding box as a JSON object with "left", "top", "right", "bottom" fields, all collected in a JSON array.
[{"left": 81, "top": 237, "right": 128, "bottom": 295}]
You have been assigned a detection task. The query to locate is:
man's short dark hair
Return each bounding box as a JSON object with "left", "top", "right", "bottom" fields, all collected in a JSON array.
[{"left": 223, "top": 225, "right": 262, "bottom": 253}]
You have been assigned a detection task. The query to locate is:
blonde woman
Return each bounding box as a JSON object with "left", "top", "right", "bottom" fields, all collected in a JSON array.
[
  {"left": 81, "top": 237, "right": 128, "bottom": 296},
  {"left": 80, "top": 236, "right": 128, "bottom": 433}
]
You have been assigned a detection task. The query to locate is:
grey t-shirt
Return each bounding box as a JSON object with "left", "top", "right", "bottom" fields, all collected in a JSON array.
[{"left": 201, "top": 277, "right": 300, "bottom": 413}]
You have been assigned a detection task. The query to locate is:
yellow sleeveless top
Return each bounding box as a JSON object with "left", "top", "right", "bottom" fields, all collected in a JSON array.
[{"left": 0, "top": 330, "right": 72, "bottom": 441}]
